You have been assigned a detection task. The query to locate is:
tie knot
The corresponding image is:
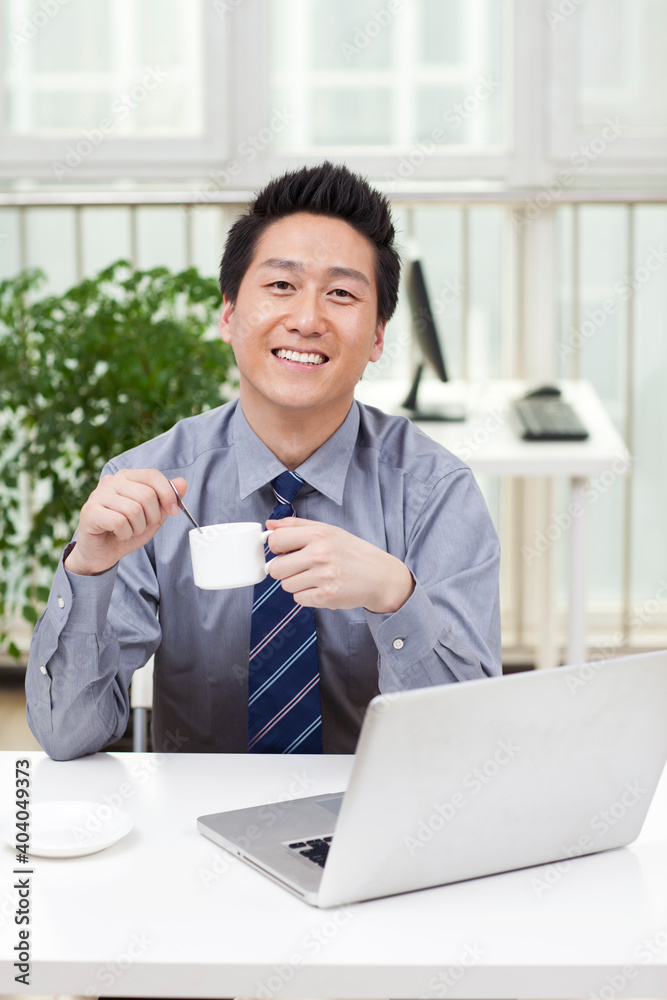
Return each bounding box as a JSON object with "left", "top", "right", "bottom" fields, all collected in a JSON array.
[{"left": 271, "top": 470, "right": 305, "bottom": 518}]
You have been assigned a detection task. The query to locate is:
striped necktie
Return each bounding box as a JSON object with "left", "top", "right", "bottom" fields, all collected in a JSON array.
[{"left": 247, "top": 471, "right": 323, "bottom": 753}]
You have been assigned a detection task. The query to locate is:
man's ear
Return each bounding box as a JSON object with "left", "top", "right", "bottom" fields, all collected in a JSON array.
[
  {"left": 219, "top": 297, "right": 235, "bottom": 343},
  {"left": 368, "top": 319, "right": 387, "bottom": 363}
]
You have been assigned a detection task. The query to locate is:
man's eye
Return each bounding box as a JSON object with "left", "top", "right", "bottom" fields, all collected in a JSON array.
[
  {"left": 331, "top": 288, "right": 354, "bottom": 298},
  {"left": 270, "top": 280, "right": 292, "bottom": 290}
]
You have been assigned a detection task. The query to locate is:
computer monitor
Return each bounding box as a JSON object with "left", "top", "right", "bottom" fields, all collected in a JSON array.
[{"left": 401, "top": 259, "right": 465, "bottom": 422}]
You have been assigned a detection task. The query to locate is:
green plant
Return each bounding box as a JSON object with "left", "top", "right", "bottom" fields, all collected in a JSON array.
[{"left": 0, "top": 259, "right": 236, "bottom": 657}]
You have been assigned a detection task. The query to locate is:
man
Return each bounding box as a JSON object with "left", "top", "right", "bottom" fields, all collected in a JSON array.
[{"left": 26, "top": 162, "right": 501, "bottom": 760}]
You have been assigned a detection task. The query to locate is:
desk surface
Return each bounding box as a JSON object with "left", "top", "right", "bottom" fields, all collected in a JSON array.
[
  {"left": 355, "top": 378, "right": 631, "bottom": 477},
  {"left": 1, "top": 750, "right": 666, "bottom": 998}
]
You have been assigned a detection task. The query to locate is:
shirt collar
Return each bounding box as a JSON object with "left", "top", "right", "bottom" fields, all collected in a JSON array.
[{"left": 234, "top": 400, "right": 360, "bottom": 505}]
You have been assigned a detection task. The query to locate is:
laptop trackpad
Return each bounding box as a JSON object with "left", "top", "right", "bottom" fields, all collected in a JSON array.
[{"left": 316, "top": 795, "right": 344, "bottom": 816}]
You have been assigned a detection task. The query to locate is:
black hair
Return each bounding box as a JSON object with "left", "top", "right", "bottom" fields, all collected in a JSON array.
[{"left": 218, "top": 161, "right": 401, "bottom": 323}]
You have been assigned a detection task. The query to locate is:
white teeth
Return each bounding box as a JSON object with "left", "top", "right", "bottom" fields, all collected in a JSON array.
[{"left": 275, "top": 349, "right": 326, "bottom": 365}]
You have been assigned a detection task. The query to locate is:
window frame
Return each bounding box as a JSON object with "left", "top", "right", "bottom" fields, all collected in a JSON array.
[
  {"left": 548, "top": 1, "right": 667, "bottom": 175},
  {"left": 0, "top": 0, "right": 229, "bottom": 180},
  {"left": 1, "top": 0, "right": 666, "bottom": 185}
]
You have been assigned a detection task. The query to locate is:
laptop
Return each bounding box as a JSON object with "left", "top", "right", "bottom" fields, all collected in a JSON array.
[{"left": 197, "top": 649, "right": 667, "bottom": 907}]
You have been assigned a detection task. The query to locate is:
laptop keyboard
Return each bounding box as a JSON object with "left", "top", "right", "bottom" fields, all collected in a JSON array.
[{"left": 287, "top": 835, "right": 333, "bottom": 868}]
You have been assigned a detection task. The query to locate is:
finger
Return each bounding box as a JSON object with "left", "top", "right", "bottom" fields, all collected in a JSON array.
[
  {"left": 97, "top": 493, "right": 154, "bottom": 539},
  {"left": 267, "top": 549, "right": 313, "bottom": 580},
  {"left": 276, "top": 568, "right": 322, "bottom": 595},
  {"left": 266, "top": 516, "right": 314, "bottom": 530},
  {"left": 103, "top": 479, "right": 165, "bottom": 531},
  {"left": 116, "top": 469, "right": 184, "bottom": 516},
  {"left": 170, "top": 476, "right": 188, "bottom": 502},
  {"left": 267, "top": 526, "right": 321, "bottom": 555},
  {"left": 292, "top": 587, "right": 329, "bottom": 609},
  {"left": 82, "top": 500, "right": 144, "bottom": 543}
]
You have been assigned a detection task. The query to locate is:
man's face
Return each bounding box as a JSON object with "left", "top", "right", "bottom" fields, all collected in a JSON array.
[{"left": 219, "top": 212, "right": 386, "bottom": 422}]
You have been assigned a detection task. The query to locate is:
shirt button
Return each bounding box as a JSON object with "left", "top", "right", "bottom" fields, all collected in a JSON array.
[
  {"left": 392, "top": 638, "right": 405, "bottom": 650},
  {"left": 40, "top": 666, "right": 47, "bottom": 675},
  {"left": 57, "top": 597, "right": 65, "bottom": 608}
]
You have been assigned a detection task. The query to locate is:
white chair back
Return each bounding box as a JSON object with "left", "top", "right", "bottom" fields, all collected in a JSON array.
[{"left": 130, "top": 655, "right": 154, "bottom": 752}]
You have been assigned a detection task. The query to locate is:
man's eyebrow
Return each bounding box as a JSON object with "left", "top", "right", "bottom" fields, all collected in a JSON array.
[
  {"left": 325, "top": 266, "right": 371, "bottom": 289},
  {"left": 259, "top": 258, "right": 304, "bottom": 272},
  {"left": 258, "top": 259, "right": 371, "bottom": 289}
]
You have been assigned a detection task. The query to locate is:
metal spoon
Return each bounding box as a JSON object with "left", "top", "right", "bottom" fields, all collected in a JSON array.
[{"left": 168, "top": 479, "right": 202, "bottom": 533}]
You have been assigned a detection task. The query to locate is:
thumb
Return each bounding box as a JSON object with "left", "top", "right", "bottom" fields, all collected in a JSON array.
[
  {"left": 170, "top": 476, "right": 188, "bottom": 499},
  {"left": 266, "top": 516, "right": 307, "bottom": 528}
]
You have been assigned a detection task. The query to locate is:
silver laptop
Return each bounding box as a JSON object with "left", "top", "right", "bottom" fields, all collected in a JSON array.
[{"left": 197, "top": 649, "right": 667, "bottom": 907}]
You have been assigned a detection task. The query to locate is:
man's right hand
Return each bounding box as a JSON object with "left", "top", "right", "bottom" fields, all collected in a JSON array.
[{"left": 64, "top": 469, "right": 187, "bottom": 576}]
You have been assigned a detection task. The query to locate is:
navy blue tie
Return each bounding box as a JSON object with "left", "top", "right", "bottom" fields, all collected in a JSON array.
[{"left": 247, "top": 471, "right": 322, "bottom": 753}]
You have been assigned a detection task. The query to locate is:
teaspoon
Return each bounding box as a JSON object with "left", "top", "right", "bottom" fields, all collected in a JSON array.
[{"left": 168, "top": 480, "right": 202, "bottom": 533}]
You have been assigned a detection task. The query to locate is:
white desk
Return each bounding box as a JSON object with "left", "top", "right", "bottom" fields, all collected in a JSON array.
[
  {"left": 1, "top": 750, "right": 666, "bottom": 998},
  {"left": 355, "top": 379, "right": 631, "bottom": 668}
]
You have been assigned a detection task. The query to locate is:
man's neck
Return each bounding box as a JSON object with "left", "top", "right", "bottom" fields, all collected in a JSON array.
[{"left": 240, "top": 395, "right": 353, "bottom": 469}]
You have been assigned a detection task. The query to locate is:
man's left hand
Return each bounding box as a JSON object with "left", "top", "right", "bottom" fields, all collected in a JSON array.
[{"left": 265, "top": 517, "right": 415, "bottom": 614}]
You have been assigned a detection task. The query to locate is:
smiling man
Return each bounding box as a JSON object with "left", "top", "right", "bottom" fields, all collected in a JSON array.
[{"left": 26, "top": 162, "right": 501, "bottom": 760}]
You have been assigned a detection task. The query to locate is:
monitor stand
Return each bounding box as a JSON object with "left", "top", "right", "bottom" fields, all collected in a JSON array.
[{"left": 401, "top": 363, "right": 466, "bottom": 422}]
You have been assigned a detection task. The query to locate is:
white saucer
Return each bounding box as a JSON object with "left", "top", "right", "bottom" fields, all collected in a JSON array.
[{"left": 0, "top": 800, "right": 133, "bottom": 858}]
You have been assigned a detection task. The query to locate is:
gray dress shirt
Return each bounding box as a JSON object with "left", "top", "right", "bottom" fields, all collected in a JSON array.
[{"left": 26, "top": 400, "right": 501, "bottom": 760}]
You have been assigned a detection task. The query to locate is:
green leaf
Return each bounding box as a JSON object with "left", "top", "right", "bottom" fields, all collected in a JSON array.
[{"left": 21, "top": 604, "right": 39, "bottom": 625}]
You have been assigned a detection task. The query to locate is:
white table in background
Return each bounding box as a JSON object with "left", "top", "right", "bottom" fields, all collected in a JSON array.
[
  {"left": 1, "top": 750, "right": 666, "bottom": 998},
  {"left": 355, "top": 379, "right": 631, "bottom": 669}
]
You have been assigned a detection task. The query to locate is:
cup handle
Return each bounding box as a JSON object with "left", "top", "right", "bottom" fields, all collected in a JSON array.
[{"left": 261, "top": 528, "right": 274, "bottom": 575}]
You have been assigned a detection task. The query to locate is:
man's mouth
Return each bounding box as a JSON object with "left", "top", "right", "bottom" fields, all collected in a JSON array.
[{"left": 272, "top": 348, "right": 328, "bottom": 366}]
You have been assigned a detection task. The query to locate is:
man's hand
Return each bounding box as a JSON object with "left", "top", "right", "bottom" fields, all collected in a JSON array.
[
  {"left": 64, "top": 470, "right": 187, "bottom": 576},
  {"left": 265, "top": 517, "right": 415, "bottom": 614}
]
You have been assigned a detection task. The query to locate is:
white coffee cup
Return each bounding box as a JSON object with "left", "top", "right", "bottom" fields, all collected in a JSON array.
[{"left": 189, "top": 522, "right": 274, "bottom": 590}]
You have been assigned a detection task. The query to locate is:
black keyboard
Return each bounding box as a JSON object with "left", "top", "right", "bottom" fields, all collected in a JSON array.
[
  {"left": 513, "top": 397, "right": 589, "bottom": 441},
  {"left": 287, "top": 836, "right": 332, "bottom": 868}
]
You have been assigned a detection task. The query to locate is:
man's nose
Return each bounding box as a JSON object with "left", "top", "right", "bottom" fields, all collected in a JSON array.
[{"left": 284, "top": 287, "right": 327, "bottom": 336}]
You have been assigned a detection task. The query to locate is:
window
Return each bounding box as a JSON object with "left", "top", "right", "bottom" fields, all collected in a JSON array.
[
  {"left": 268, "top": 0, "right": 506, "bottom": 152},
  {"left": 0, "top": 0, "right": 226, "bottom": 179},
  {"left": 549, "top": 0, "right": 667, "bottom": 170}
]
